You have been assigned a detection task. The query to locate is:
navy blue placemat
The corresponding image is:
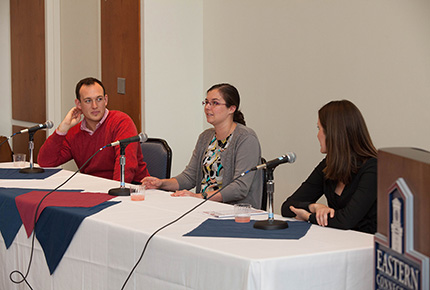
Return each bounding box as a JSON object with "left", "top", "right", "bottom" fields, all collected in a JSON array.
[
  {"left": 0, "top": 168, "right": 62, "bottom": 179},
  {"left": 184, "top": 219, "right": 311, "bottom": 240}
]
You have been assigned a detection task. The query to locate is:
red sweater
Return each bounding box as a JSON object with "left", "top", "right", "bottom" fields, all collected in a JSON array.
[{"left": 38, "top": 110, "right": 149, "bottom": 183}]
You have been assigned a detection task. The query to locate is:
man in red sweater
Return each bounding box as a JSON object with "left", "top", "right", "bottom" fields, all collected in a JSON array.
[{"left": 38, "top": 77, "right": 149, "bottom": 183}]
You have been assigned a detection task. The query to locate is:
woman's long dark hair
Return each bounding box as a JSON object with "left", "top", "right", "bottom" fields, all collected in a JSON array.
[
  {"left": 319, "top": 100, "right": 377, "bottom": 184},
  {"left": 207, "top": 83, "right": 246, "bottom": 126}
]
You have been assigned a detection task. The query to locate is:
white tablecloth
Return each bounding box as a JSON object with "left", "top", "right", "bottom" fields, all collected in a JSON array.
[{"left": 0, "top": 163, "right": 374, "bottom": 290}]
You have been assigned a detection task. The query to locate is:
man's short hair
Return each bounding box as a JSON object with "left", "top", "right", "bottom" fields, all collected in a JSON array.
[{"left": 75, "top": 77, "right": 106, "bottom": 100}]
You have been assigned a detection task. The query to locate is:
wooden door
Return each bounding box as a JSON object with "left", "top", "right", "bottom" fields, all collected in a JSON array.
[
  {"left": 10, "top": 0, "right": 46, "bottom": 162},
  {"left": 101, "top": 0, "right": 141, "bottom": 133}
]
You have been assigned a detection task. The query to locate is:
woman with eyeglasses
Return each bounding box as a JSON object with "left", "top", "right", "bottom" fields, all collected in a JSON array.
[
  {"left": 142, "top": 83, "right": 263, "bottom": 208},
  {"left": 281, "top": 100, "right": 377, "bottom": 234}
]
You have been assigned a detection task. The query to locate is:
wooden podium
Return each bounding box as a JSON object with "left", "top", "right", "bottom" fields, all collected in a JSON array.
[{"left": 378, "top": 147, "right": 430, "bottom": 258}]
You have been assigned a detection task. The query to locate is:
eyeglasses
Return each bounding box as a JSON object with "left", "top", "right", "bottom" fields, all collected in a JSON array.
[{"left": 202, "top": 100, "right": 227, "bottom": 107}]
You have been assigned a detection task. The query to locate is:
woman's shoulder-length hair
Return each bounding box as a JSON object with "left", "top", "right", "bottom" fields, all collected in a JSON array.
[{"left": 318, "top": 99, "right": 377, "bottom": 183}]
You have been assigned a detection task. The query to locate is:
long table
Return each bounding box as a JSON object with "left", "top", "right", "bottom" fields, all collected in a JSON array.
[{"left": 0, "top": 163, "right": 374, "bottom": 290}]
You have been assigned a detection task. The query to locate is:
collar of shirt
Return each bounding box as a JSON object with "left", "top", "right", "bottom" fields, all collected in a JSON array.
[{"left": 80, "top": 109, "right": 109, "bottom": 136}]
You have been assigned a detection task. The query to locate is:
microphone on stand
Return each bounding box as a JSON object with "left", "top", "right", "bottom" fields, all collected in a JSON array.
[
  {"left": 249, "top": 152, "right": 297, "bottom": 230},
  {"left": 251, "top": 153, "right": 296, "bottom": 171},
  {"left": 19, "top": 121, "right": 54, "bottom": 174},
  {"left": 0, "top": 121, "right": 54, "bottom": 147},
  {"left": 108, "top": 133, "right": 148, "bottom": 196},
  {"left": 106, "top": 133, "right": 148, "bottom": 148},
  {"left": 17, "top": 121, "right": 54, "bottom": 135},
  {"left": 240, "top": 153, "right": 296, "bottom": 177}
]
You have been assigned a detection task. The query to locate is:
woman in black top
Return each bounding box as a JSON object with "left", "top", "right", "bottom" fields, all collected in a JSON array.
[{"left": 281, "top": 100, "right": 377, "bottom": 234}]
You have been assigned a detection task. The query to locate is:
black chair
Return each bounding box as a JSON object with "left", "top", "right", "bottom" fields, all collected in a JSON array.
[
  {"left": 141, "top": 138, "right": 172, "bottom": 179},
  {"left": 261, "top": 157, "right": 268, "bottom": 211}
]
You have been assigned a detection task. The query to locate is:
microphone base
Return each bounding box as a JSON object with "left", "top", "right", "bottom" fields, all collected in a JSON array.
[
  {"left": 253, "top": 219, "right": 289, "bottom": 230},
  {"left": 108, "top": 187, "right": 131, "bottom": 196},
  {"left": 19, "top": 167, "right": 45, "bottom": 174}
]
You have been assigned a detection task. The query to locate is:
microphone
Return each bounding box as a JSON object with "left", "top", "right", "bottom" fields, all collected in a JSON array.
[
  {"left": 18, "top": 121, "right": 54, "bottom": 134},
  {"left": 107, "top": 132, "right": 148, "bottom": 147},
  {"left": 252, "top": 152, "right": 296, "bottom": 171}
]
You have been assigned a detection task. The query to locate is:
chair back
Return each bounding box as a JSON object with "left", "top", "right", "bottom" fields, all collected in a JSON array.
[
  {"left": 0, "top": 136, "right": 13, "bottom": 162},
  {"left": 261, "top": 157, "right": 268, "bottom": 210},
  {"left": 141, "top": 138, "right": 172, "bottom": 179}
]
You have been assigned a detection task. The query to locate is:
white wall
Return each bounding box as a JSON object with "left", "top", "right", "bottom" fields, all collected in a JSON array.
[
  {"left": 59, "top": 0, "right": 101, "bottom": 115},
  {"left": 203, "top": 0, "right": 430, "bottom": 213},
  {"left": 143, "top": 0, "right": 204, "bottom": 176},
  {"left": 0, "top": 0, "right": 12, "bottom": 137}
]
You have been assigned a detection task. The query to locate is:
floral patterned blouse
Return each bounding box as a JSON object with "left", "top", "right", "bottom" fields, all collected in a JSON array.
[{"left": 200, "top": 133, "right": 233, "bottom": 198}]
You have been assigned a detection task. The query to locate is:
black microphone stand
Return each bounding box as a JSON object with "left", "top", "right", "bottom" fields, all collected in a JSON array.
[
  {"left": 254, "top": 167, "right": 289, "bottom": 230},
  {"left": 108, "top": 144, "right": 131, "bottom": 196},
  {"left": 20, "top": 131, "right": 45, "bottom": 174}
]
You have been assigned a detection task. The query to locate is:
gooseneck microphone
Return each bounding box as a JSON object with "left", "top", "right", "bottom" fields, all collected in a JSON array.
[
  {"left": 106, "top": 133, "right": 148, "bottom": 148},
  {"left": 18, "top": 120, "right": 54, "bottom": 134},
  {"left": 251, "top": 152, "right": 296, "bottom": 171}
]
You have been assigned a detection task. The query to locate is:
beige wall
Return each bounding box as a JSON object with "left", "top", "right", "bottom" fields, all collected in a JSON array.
[
  {"left": 59, "top": 0, "right": 101, "bottom": 116},
  {"left": 49, "top": 0, "right": 101, "bottom": 171},
  {"left": 143, "top": 0, "right": 204, "bottom": 176},
  {"left": 203, "top": 0, "right": 430, "bottom": 212}
]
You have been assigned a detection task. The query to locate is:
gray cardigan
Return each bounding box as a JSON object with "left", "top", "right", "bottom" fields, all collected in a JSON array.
[{"left": 174, "top": 123, "right": 263, "bottom": 209}]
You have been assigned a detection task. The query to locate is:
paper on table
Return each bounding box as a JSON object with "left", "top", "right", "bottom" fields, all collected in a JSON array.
[{"left": 203, "top": 208, "right": 266, "bottom": 218}]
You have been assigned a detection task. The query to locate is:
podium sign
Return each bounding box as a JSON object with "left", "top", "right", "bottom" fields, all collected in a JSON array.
[{"left": 375, "top": 148, "right": 429, "bottom": 290}]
